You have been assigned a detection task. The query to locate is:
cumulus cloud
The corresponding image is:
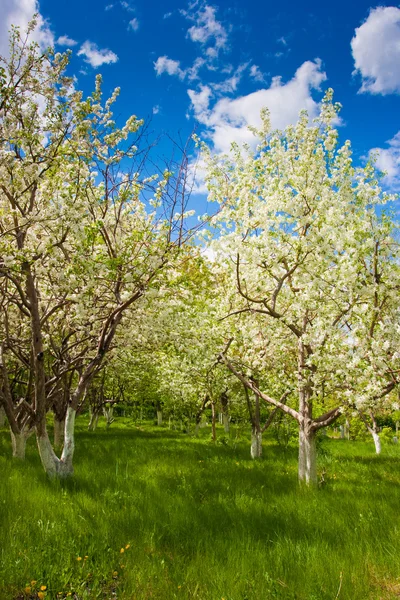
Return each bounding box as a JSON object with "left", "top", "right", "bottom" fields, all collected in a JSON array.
[
  {"left": 188, "top": 59, "right": 327, "bottom": 153},
  {"left": 370, "top": 131, "right": 400, "bottom": 189},
  {"left": 78, "top": 41, "right": 118, "bottom": 68},
  {"left": 128, "top": 18, "right": 139, "bottom": 31},
  {"left": 0, "top": 0, "right": 54, "bottom": 57},
  {"left": 351, "top": 6, "right": 400, "bottom": 94},
  {"left": 154, "top": 55, "right": 186, "bottom": 79},
  {"left": 57, "top": 35, "right": 77, "bottom": 46},
  {"left": 186, "top": 4, "right": 228, "bottom": 53}
]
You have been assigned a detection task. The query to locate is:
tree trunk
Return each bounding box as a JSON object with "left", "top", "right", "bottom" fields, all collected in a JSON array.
[
  {"left": 371, "top": 430, "right": 381, "bottom": 455},
  {"left": 10, "top": 427, "right": 32, "bottom": 459},
  {"left": 54, "top": 416, "right": 65, "bottom": 449},
  {"left": 36, "top": 407, "right": 76, "bottom": 477},
  {"left": 0, "top": 406, "right": 6, "bottom": 428},
  {"left": 250, "top": 427, "right": 262, "bottom": 458},
  {"left": 157, "top": 410, "right": 163, "bottom": 426},
  {"left": 223, "top": 413, "right": 230, "bottom": 433},
  {"left": 211, "top": 401, "right": 216, "bottom": 442},
  {"left": 298, "top": 423, "right": 317, "bottom": 485},
  {"left": 88, "top": 409, "right": 99, "bottom": 431}
]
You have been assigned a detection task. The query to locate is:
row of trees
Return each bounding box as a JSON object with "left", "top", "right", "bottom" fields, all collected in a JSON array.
[{"left": 1, "top": 22, "right": 399, "bottom": 485}]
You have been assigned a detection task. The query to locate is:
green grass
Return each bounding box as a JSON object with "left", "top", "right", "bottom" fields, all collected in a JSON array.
[{"left": 1, "top": 419, "right": 400, "bottom": 600}]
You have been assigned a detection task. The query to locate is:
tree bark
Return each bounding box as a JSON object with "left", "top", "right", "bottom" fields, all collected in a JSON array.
[
  {"left": 36, "top": 407, "right": 76, "bottom": 477},
  {"left": 157, "top": 410, "right": 163, "bottom": 426},
  {"left": 211, "top": 401, "right": 216, "bottom": 442},
  {"left": 0, "top": 406, "right": 6, "bottom": 428},
  {"left": 298, "top": 422, "right": 317, "bottom": 485},
  {"left": 250, "top": 427, "right": 262, "bottom": 458},
  {"left": 222, "top": 413, "right": 230, "bottom": 433},
  {"left": 371, "top": 430, "right": 381, "bottom": 455},
  {"left": 54, "top": 416, "right": 65, "bottom": 449},
  {"left": 10, "top": 426, "right": 32, "bottom": 459}
]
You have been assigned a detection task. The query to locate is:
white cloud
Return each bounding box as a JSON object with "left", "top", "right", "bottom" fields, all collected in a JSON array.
[
  {"left": 120, "top": 0, "right": 134, "bottom": 11},
  {"left": 78, "top": 41, "right": 118, "bottom": 68},
  {"left": 154, "top": 55, "right": 186, "bottom": 79},
  {"left": 128, "top": 17, "right": 139, "bottom": 31},
  {"left": 0, "top": 0, "right": 54, "bottom": 57},
  {"left": 152, "top": 105, "right": 160, "bottom": 114},
  {"left": 57, "top": 35, "right": 77, "bottom": 46},
  {"left": 185, "top": 3, "right": 228, "bottom": 55},
  {"left": 351, "top": 6, "right": 400, "bottom": 94},
  {"left": 105, "top": 3, "right": 114, "bottom": 10},
  {"left": 249, "top": 64, "right": 265, "bottom": 83},
  {"left": 188, "top": 85, "right": 212, "bottom": 115},
  {"left": 211, "top": 62, "right": 248, "bottom": 93},
  {"left": 370, "top": 131, "right": 400, "bottom": 189},
  {"left": 188, "top": 59, "right": 327, "bottom": 153}
]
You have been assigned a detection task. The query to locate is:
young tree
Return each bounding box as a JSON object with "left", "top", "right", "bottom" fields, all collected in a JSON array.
[{"left": 201, "top": 91, "right": 396, "bottom": 484}]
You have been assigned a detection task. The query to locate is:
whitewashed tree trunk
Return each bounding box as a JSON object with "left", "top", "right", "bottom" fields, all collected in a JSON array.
[
  {"left": 103, "top": 406, "right": 114, "bottom": 428},
  {"left": 88, "top": 409, "right": 99, "bottom": 431},
  {"left": 37, "top": 407, "right": 76, "bottom": 477},
  {"left": 223, "top": 413, "right": 230, "bottom": 433},
  {"left": 157, "top": 410, "right": 163, "bottom": 426},
  {"left": 298, "top": 425, "right": 317, "bottom": 485},
  {"left": 372, "top": 430, "right": 381, "bottom": 455},
  {"left": 340, "top": 425, "right": 345, "bottom": 439},
  {"left": 0, "top": 406, "right": 6, "bottom": 428},
  {"left": 54, "top": 417, "right": 65, "bottom": 449},
  {"left": 345, "top": 419, "right": 350, "bottom": 440},
  {"left": 250, "top": 428, "right": 262, "bottom": 458},
  {"left": 11, "top": 426, "right": 32, "bottom": 459}
]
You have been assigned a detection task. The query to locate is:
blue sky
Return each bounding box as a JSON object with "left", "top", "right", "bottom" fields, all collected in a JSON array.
[{"left": 1, "top": 0, "right": 400, "bottom": 193}]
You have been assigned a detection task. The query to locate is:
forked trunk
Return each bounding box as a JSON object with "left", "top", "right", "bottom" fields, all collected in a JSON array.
[
  {"left": 157, "top": 410, "right": 163, "bottom": 426},
  {"left": 36, "top": 407, "right": 76, "bottom": 477},
  {"left": 298, "top": 423, "right": 317, "bottom": 485},
  {"left": 250, "top": 427, "right": 262, "bottom": 459},
  {"left": 372, "top": 430, "right": 381, "bottom": 455},
  {"left": 54, "top": 417, "right": 65, "bottom": 449}
]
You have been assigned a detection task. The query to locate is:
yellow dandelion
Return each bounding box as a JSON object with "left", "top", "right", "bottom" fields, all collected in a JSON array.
[
  {"left": 125, "top": 544, "right": 130, "bottom": 549},
  {"left": 24, "top": 587, "right": 31, "bottom": 594},
  {"left": 113, "top": 571, "right": 118, "bottom": 577},
  {"left": 40, "top": 586, "right": 47, "bottom": 591},
  {"left": 120, "top": 564, "right": 125, "bottom": 569},
  {"left": 31, "top": 581, "right": 37, "bottom": 586},
  {"left": 38, "top": 593, "right": 46, "bottom": 600},
  {"left": 84, "top": 555, "right": 88, "bottom": 559},
  {"left": 120, "top": 548, "right": 125, "bottom": 553},
  {"left": 77, "top": 556, "right": 82, "bottom": 561}
]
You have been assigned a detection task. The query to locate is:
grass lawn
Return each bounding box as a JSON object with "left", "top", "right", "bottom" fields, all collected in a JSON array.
[{"left": 0, "top": 419, "right": 400, "bottom": 599}]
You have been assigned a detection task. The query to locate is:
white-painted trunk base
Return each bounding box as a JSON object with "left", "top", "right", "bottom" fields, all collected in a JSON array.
[
  {"left": 11, "top": 430, "right": 30, "bottom": 459},
  {"left": 372, "top": 431, "right": 381, "bottom": 455},
  {"left": 157, "top": 411, "right": 163, "bottom": 426},
  {"left": 250, "top": 431, "right": 262, "bottom": 459},
  {"left": 298, "top": 427, "right": 317, "bottom": 486},
  {"left": 37, "top": 407, "right": 76, "bottom": 478}
]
